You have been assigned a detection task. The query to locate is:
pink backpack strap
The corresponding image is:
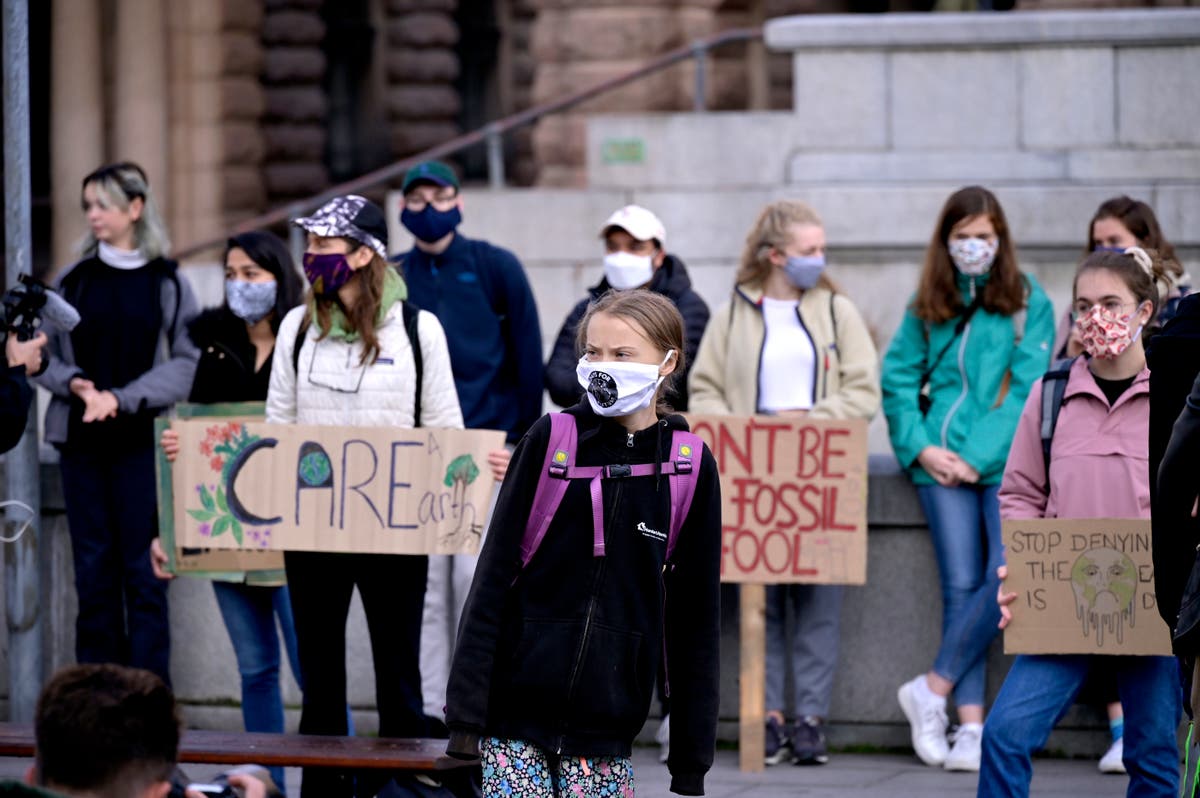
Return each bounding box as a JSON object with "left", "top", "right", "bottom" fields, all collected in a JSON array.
[
  {"left": 518, "top": 413, "right": 578, "bottom": 570},
  {"left": 665, "top": 431, "right": 703, "bottom": 563}
]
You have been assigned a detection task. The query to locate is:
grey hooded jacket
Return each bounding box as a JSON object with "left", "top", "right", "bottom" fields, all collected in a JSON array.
[{"left": 35, "top": 256, "right": 200, "bottom": 446}]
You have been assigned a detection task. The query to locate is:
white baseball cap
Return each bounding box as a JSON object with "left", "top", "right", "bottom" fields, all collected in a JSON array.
[{"left": 601, "top": 205, "right": 666, "bottom": 248}]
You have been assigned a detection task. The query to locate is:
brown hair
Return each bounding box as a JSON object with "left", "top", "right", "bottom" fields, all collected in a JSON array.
[
  {"left": 1074, "top": 247, "right": 1168, "bottom": 318},
  {"left": 35, "top": 664, "right": 179, "bottom": 798},
  {"left": 1086, "top": 196, "right": 1183, "bottom": 279},
  {"left": 310, "top": 241, "right": 389, "bottom": 365},
  {"left": 913, "top": 186, "right": 1026, "bottom": 323},
  {"left": 735, "top": 200, "right": 837, "bottom": 293},
  {"left": 576, "top": 289, "right": 686, "bottom": 415}
]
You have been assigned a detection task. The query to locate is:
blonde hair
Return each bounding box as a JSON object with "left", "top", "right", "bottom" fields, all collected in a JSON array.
[
  {"left": 78, "top": 162, "right": 171, "bottom": 260},
  {"left": 576, "top": 289, "right": 686, "bottom": 415},
  {"left": 735, "top": 200, "right": 834, "bottom": 291}
]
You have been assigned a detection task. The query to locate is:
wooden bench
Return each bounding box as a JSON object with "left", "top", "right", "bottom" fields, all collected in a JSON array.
[{"left": 0, "top": 723, "right": 470, "bottom": 771}]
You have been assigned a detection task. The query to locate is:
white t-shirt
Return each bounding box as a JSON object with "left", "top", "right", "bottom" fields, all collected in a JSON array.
[{"left": 757, "top": 297, "right": 815, "bottom": 413}]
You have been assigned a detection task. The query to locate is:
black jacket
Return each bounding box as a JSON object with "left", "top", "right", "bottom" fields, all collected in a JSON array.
[
  {"left": 186, "top": 307, "right": 272, "bottom": 404},
  {"left": 544, "top": 255, "right": 710, "bottom": 411},
  {"left": 0, "top": 363, "right": 33, "bottom": 454},
  {"left": 445, "top": 402, "right": 721, "bottom": 796},
  {"left": 1148, "top": 294, "right": 1200, "bottom": 647}
]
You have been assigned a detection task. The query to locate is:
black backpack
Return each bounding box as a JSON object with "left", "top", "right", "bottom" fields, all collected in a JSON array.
[
  {"left": 291, "top": 301, "right": 425, "bottom": 426},
  {"left": 1038, "top": 356, "right": 1078, "bottom": 485}
]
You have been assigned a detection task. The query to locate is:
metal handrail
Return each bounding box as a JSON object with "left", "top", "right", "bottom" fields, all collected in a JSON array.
[{"left": 175, "top": 26, "right": 763, "bottom": 261}]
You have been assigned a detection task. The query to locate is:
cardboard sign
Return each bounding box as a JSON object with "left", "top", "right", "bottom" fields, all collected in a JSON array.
[
  {"left": 1002, "top": 518, "right": 1172, "bottom": 656},
  {"left": 686, "top": 415, "right": 868, "bottom": 585},
  {"left": 155, "top": 403, "right": 287, "bottom": 579},
  {"left": 172, "top": 420, "right": 504, "bottom": 556}
]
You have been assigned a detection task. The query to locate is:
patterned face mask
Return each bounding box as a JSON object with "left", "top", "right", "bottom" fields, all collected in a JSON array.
[
  {"left": 1075, "top": 304, "right": 1144, "bottom": 360},
  {"left": 948, "top": 237, "right": 997, "bottom": 276}
]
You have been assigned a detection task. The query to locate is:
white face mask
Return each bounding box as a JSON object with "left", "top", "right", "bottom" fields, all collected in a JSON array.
[
  {"left": 576, "top": 350, "right": 675, "bottom": 417},
  {"left": 603, "top": 251, "right": 654, "bottom": 290}
]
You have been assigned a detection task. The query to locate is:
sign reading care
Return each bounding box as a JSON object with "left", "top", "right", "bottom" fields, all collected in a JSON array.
[
  {"left": 686, "top": 415, "right": 868, "bottom": 585},
  {"left": 1002, "top": 518, "right": 1171, "bottom": 656},
  {"left": 172, "top": 420, "right": 504, "bottom": 555}
]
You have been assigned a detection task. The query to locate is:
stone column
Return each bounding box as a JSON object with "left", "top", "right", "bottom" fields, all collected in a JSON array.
[
  {"left": 383, "top": 0, "right": 462, "bottom": 161},
  {"left": 163, "top": 0, "right": 265, "bottom": 283},
  {"left": 529, "top": 0, "right": 723, "bottom": 187},
  {"left": 261, "top": 1, "right": 329, "bottom": 204},
  {"left": 113, "top": 0, "right": 170, "bottom": 215},
  {"left": 49, "top": 0, "right": 104, "bottom": 275}
]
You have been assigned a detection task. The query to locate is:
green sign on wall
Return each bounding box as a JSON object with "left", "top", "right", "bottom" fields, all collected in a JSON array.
[{"left": 601, "top": 138, "right": 645, "bottom": 165}]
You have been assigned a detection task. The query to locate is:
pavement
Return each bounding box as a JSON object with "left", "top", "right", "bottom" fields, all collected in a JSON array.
[{"left": 0, "top": 745, "right": 1133, "bottom": 797}]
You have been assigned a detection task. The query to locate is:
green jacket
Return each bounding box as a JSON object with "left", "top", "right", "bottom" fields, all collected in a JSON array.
[{"left": 881, "top": 272, "right": 1055, "bottom": 485}]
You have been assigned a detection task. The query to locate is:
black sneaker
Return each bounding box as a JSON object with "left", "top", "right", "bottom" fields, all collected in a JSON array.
[
  {"left": 791, "top": 716, "right": 829, "bottom": 765},
  {"left": 764, "top": 716, "right": 793, "bottom": 765}
]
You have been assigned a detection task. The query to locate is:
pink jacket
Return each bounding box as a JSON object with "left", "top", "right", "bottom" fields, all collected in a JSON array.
[{"left": 999, "top": 357, "right": 1150, "bottom": 521}]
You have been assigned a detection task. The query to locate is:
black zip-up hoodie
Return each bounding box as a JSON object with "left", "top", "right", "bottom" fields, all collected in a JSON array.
[
  {"left": 446, "top": 401, "right": 721, "bottom": 795},
  {"left": 544, "top": 256, "right": 711, "bottom": 411}
]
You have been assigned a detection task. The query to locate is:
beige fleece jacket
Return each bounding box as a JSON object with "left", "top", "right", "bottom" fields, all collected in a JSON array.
[{"left": 688, "top": 283, "right": 880, "bottom": 421}]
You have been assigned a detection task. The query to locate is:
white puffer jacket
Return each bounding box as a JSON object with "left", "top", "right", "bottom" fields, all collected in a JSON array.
[{"left": 267, "top": 302, "right": 464, "bottom": 429}]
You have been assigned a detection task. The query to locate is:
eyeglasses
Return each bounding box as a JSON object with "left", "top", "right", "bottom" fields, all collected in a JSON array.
[
  {"left": 403, "top": 193, "right": 457, "bottom": 213},
  {"left": 306, "top": 338, "right": 368, "bottom": 394},
  {"left": 1071, "top": 299, "right": 1139, "bottom": 318}
]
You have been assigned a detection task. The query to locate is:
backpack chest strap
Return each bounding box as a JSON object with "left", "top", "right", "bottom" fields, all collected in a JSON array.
[
  {"left": 550, "top": 459, "right": 694, "bottom": 558},
  {"left": 518, "top": 415, "right": 701, "bottom": 576}
]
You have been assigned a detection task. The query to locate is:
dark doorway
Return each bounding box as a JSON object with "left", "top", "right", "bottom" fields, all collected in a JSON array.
[
  {"left": 454, "top": 0, "right": 502, "bottom": 181},
  {"left": 322, "top": 0, "right": 391, "bottom": 183}
]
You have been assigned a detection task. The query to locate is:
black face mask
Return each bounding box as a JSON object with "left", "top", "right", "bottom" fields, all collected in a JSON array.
[{"left": 401, "top": 206, "right": 462, "bottom": 243}]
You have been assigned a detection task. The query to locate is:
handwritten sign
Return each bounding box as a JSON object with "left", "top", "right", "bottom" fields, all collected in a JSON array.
[
  {"left": 155, "top": 404, "right": 286, "bottom": 578},
  {"left": 172, "top": 420, "right": 504, "bottom": 556},
  {"left": 1002, "top": 518, "right": 1171, "bottom": 656},
  {"left": 686, "top": 415, "right": 868, "bottom": 585}
]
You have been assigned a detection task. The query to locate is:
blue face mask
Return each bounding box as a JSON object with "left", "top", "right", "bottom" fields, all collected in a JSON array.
[
  {"left": 225, "top": 280, "right": 277, "bottom": 324},
  {"left": 1094, "top": 245, "right": 1128, "bottom": 254},
  {"left": 401, "top": 205, "right": 462, "bottom": 244},
  {"left": 783, "top": 255, "right": 826, "bottom": 290}
]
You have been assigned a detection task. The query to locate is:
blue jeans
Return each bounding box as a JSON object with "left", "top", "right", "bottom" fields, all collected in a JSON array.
[
  {"left": 979, "top": 655, "right": 1181, "bottom": 798},
  {"left": 917, "top": 483, "right": 1004, "bottom": 708},
  {"left": 212, "top": 581, "right": 303, "bottom": 792}
]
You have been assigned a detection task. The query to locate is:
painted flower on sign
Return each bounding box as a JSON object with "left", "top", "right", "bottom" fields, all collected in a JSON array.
[{"left": 186, "top": 422, "right": 266, "bottom": 546}]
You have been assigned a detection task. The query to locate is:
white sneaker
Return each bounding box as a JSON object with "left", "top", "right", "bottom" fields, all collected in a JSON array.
[
  {"left": 655, "top": 714, "right": 670, "bottom": 763},
  {"left": 1099, "top": 738, "right": 1126, "bottom": 774},
  {"left": 944, "top": 724, "right": 982, "bottom": 772},
  {"left": 897, "top": 675, "right": 949, "bottom": 766}
]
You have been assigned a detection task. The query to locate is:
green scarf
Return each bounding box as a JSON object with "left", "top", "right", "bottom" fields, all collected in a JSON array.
[{"left": 318, "top": 268, "right": 408, "bottom": 342}]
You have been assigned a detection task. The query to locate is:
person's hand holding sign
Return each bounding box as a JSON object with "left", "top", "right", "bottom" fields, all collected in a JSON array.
[
  {"left": 487, "top": 448, "right": 511, "bottom": 482},
  {"left": 996, "top": 564, "right": 1018, "bottom": 629},
  {"left": 160, "top": 427, "right": 181, "bottom": 462}
]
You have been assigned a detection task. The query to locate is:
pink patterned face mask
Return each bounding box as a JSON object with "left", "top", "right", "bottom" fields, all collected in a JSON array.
[{"left": 1075, "top": 305, "right": 1143, "bottom": 360}]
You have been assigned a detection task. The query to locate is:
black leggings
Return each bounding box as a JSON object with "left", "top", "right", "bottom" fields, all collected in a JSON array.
[{"left": 286, "top": 550, "right": 429, "bottom": 798}]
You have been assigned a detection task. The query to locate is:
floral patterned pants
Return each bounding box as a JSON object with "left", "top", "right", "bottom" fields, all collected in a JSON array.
[{"left": 481, "top": 736, "right": 635, "bottom": 798}]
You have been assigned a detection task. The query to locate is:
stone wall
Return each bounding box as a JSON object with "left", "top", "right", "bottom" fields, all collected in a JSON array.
[
  {"left": 260, "top": 0, "right": 329, "bottom": 204},
  {"left": 385, "top": 0, "right": 463, "bottom": 158},
  {"left": 529, "top": 0, "right": 726, "bottom": 186}
]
